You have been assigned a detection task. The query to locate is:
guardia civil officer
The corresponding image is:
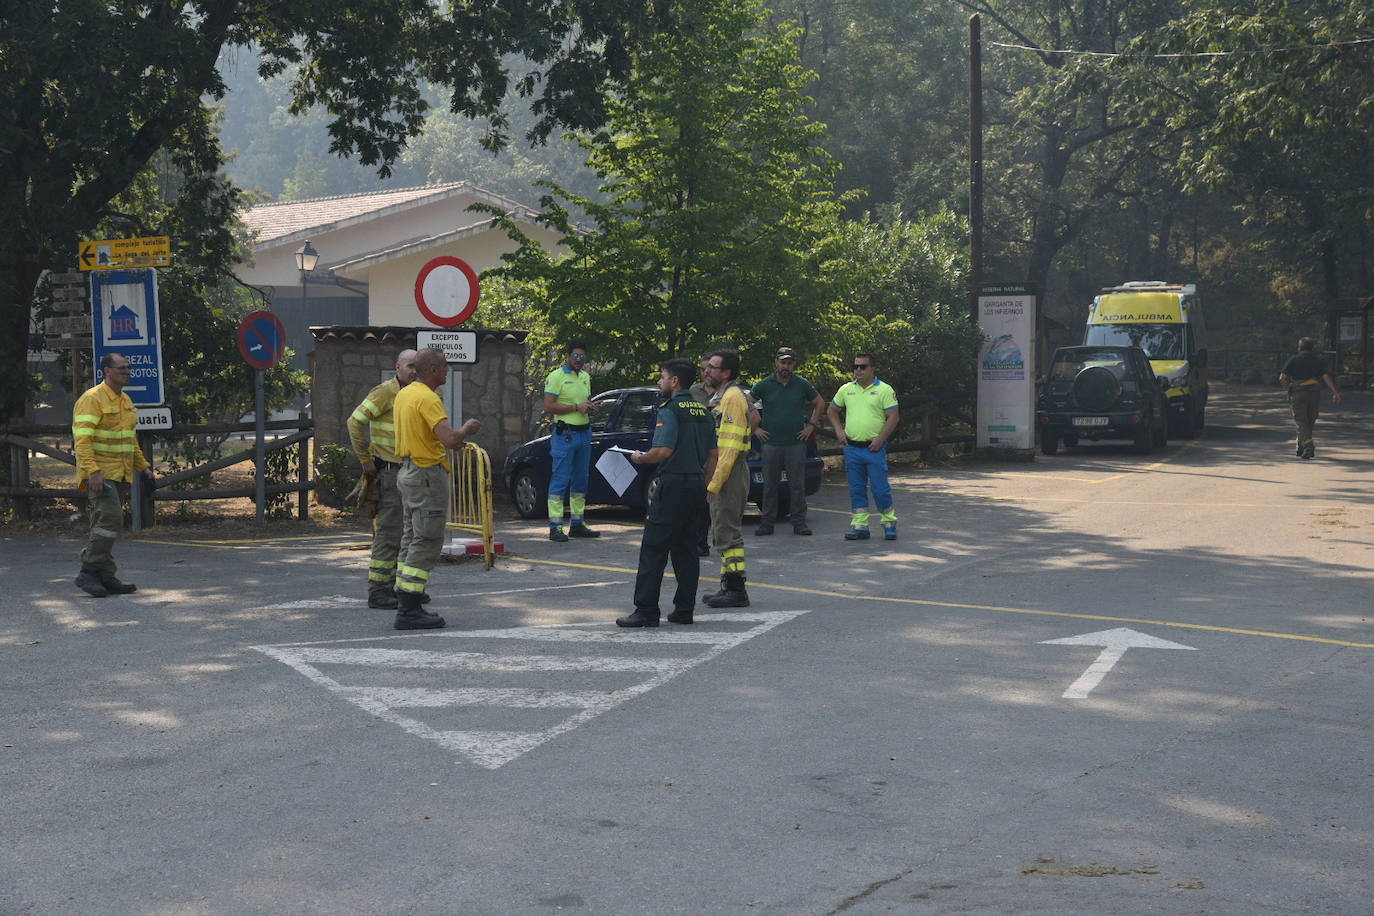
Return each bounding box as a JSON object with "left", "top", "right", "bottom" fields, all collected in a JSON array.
[
  {"left": 616, "top": 358, "right": 716, "bottom": 627},
  {"left": 543, "top": 340, "right": 605, "bottom": 541},
  {"left": 392, "top": 347, "right": 481, "bottom": 630},
  {"left": 347, "top": 348, "right": 418, "bottom": 608},
  {"left": 1278, "top": 337, "right": 1341, "bottom": 459},
  {"left": 72, "top": 352, "right": 154, "bottom": 596}
]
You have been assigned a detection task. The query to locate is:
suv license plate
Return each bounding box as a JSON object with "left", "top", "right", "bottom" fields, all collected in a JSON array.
[{"left": 1072, "top": 417, "right": 1109, "bottom": 426}]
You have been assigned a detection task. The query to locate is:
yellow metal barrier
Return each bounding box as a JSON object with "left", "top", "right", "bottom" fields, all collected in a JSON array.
[{"left": 446, "top": 442, "right": 496, "bottom": 569}]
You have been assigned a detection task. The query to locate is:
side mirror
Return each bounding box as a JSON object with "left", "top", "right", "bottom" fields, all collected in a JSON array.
[{"left": 1194, "top": 348, "right": 1209, "bottom": 368}]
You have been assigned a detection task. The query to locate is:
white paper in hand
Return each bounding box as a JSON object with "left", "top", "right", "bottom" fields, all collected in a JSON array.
[{"left": 595, "top": 448, "right": 639, "bottom": 497}]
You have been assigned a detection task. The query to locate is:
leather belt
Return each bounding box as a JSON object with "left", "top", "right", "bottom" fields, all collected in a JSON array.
[{"left": 846, "top": 439, "right": 873, "bottom": 449}]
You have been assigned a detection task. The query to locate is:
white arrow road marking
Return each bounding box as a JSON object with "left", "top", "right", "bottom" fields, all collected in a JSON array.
[
  {"left": 1040, "top": 627, "right": 1197, "bottom": 699},
  {"left": 254, "top": 610, "right": 808, "bottom": 769}
]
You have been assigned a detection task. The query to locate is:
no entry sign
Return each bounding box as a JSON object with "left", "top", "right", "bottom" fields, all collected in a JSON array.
[
  {"left": 414, "top": 256, "right": 480, "bottom": 327},
  {"left": 237, "top": 310, "right": 287, "bottom": 370}
]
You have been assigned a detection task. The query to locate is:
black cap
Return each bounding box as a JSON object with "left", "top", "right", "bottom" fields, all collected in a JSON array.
[{"left": 775, "top": 347, "right": 798, "bottom": 359}]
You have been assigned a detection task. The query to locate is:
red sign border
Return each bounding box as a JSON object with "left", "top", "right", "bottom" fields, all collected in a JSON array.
[
  {"left": 414, "top": 256, "right": 480, "bottom": 328},
  {"left": 237, "top": 310, "right": 287, "bottom": 370}
]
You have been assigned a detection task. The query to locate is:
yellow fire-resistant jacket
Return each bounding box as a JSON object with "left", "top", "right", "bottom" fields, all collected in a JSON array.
[
  {"left": 347, "top": 377, "right": 402, "bottom": 464},
  {"left": 72, "top": 382, "right": 149, "bottom": 491},
  {"left": 707, "top": 382, "right": 751, "bottom": 495}
]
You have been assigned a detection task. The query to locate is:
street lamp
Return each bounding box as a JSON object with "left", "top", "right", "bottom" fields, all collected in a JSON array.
[{"left": 295, "top": 240, "right": 319, "bottom": 301}]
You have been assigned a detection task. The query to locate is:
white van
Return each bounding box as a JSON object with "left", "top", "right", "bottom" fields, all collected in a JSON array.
[{"left": 1084, "top": 281, "right": 1208, "bottom": 437}]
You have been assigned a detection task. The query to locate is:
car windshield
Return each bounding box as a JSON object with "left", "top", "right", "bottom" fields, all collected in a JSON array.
[
  {"left": 1084, "top": 323, "right": 1183, "bottom": 359},
  {"left": 1048, "top": 350, "right": 1129, "bottom": 381}
]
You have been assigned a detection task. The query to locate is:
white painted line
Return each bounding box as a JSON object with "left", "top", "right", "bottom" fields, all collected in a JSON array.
[
  {"left": 254, "top": 610, "right": 810, "bottom": 769},
  {"left": 260, "top": 596, "right": 367, "bottom": 609},
  {"left": 1041, "top": 627, "right": 1197, "bottom": 699},
  {"left": 439, "top": 581, "right": 626, "bottom": 599},
  {"left": 271, "top": 646, "right": 683, "bottom": 673},
  {"left": 339, "top": 686, "right": 618, "bottom": 711},
  {"left": 425, "top": 627, "right": 737, "bottom": 644}
]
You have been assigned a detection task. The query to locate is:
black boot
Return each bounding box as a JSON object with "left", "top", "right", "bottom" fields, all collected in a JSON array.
[
  {"left": 393, "top": 590, "right": 445, "bottom": 630},
  {"left": 666, "top": 607, "right": 694, "bottom": 624},
  {"left": 75, "top": 568, "right": 108, "bottom": 597},
  {"left": 701, "top": 577, "right": 727, "bottom": 603},
  {"left": 704, "top": 573, "right": 749, "bottom": 608},
  {"left": 101, "top": 576, "right": 137, "bottom": 594},
  {"left": 368, "top": 589, "right": 399, "bottom": 609},
  {"left": 616, "top": 609, "right": 660, "bottom": 627}
]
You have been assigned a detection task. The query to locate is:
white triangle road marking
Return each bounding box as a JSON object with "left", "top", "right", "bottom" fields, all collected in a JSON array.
[{"left": 253, "top": 610, "right": 810, "bottom": 769}]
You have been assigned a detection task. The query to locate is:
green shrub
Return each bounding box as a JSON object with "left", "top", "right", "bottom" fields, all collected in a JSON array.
[{"left": 314, "top": 443, "right": 358, "bottom": 510}]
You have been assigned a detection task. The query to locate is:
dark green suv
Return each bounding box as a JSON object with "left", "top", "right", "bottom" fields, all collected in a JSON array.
[{"left": 1037, "top": 345, "right": 1169, "bottom": 455}]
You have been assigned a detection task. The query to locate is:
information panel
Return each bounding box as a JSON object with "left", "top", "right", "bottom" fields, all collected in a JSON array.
[
  {"left": 91, "top": 268, "right": 164, "bottom": 406},
  {"left": 976, "top": 284, "right": 1036, "bottom": 451}
]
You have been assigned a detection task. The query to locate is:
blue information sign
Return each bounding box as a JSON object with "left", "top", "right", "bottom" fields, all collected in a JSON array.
[{"left": 91, "top": 268, "right": 164, "bottom": 406}]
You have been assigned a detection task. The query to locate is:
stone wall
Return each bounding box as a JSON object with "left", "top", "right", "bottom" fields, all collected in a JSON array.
[{"left": 310, "top": 326, "right": 531, "bottom": 471}]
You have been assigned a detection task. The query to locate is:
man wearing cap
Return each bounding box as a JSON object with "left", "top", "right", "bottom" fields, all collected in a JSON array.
[
  {"left": 701, "top": 349, "right": 753, "bottom": 607},
  {"left": 827, "top": 353, "right": 901, "bottom": 541},
  {"left": 543, "top": 340, "right": 604, "bottom": 541},
  {"left": 1279, "top": 337, "right": 1341, "bottom": 459},
  {"left": 749, "top": 347, "right": 822, "bottom": 536}
]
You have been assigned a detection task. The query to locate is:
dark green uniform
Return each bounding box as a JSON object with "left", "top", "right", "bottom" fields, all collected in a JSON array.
[
  {"left": 632, "top": 390, "right": 715, "bottom": 614},
  {"left": 1281, "top": 352, "right": 1331, "bottom": 456}
]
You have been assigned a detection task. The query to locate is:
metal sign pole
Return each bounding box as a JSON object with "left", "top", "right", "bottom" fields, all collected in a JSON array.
[{"left": 255, "top": 367, "right": 266, "bottom": 522}]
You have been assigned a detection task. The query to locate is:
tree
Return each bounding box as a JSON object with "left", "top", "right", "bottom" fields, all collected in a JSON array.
[
  {"left": 0, "top": 0, "right": 666, "bottom": 419},
  {"left": 1144, "top": 0, "right": 1374, "bottom": 340},
  {"left": 486, "top": 0, "right": 845, "bottom": 387}
]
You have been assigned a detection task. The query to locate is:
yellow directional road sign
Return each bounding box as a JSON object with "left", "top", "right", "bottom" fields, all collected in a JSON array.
[{"left": 79, "top": 236, "right": 171, "bottom": 271}]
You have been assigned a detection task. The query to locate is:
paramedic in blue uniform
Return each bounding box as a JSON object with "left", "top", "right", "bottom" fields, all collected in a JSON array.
[{"left": 543, "top": 340, "right": 605, "bottom": 541}]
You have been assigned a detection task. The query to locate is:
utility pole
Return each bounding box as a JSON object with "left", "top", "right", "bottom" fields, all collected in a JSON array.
[{"left": 969, "top": 13, "right": 983, "bottom": 321}]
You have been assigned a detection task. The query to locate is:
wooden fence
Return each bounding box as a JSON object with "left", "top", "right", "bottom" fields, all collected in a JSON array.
[
  {"left": 1, "top": 415, "right": 314, "bottom": 524},
  {"left": 813, "top": 394, "right": 973, "bottom": 458}
]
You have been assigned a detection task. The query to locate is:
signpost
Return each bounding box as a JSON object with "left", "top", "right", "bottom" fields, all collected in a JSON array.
[
  {"left": 976, "top": 283, "right": 1037, "bottom": 455},
  {"left": 44, "top": 272, "right": 91, "bottom": 396},
  {"left": 91, "top": 268, "right": 164, "bottom": 406},
  {"left": 416, "top": 329, "right": 479, "bottom": 364},
  {"left": 79, "top": 236, "right": 171, "bottom": 271},
  {"left": 414, "top": 256, "right": 480, "bottom": 327},
  {"left": 237, "top": 310, "right": 287, "bottom": 522}
]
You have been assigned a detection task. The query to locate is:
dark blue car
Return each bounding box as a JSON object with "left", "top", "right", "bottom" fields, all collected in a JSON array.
[{"left": 502, "top": 386, "right": 824, "bottom": 517}]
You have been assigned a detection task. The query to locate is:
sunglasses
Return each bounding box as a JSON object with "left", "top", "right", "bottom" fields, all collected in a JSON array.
[
  {"left": 570, "top": 353, "right": 589, "bottom": 360},
  {"left": 852, "top": 364, "right": 871, "bottom": 370}
]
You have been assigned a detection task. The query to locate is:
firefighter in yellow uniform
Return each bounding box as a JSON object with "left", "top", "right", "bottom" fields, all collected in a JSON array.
[
  {"left": 702, "top": 348, "right": 754, "bottom": 608},
  {"left": 72, "top": 353, "right": 154, "bottom": 597},
  {"left": 392, "top": 347, "right": 481, "bottom": 630},
  {"left": 347, "top": 348, "right": 419, "bottom": 608}
]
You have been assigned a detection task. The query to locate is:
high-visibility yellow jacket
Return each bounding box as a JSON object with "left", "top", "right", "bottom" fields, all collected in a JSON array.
[
  {"left": 707, "top": 383, "right": 751, "bottom": 494},
  {"left": 347, "top": 377, "right": 402, "bottom": 464},
  {"left": 72, "top": 382, "right": 148, "bottom": 491}
]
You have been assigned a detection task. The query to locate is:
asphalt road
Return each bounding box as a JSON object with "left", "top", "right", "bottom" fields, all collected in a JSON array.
[{"left": 3, "top": 383, "right": 1371, "bottom": 915}]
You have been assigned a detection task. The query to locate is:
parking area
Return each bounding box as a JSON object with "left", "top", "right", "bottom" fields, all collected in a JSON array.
[{"left": 3, "top": 385, "right": 1372, "bottom": 915}]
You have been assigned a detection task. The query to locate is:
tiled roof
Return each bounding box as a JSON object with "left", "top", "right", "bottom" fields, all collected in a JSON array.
[
  {"left": 243, "top": 182, "right": 535, "bottom": 246},
  {"left": 309, "top": 326, "right": 529, "bottom": 345}
]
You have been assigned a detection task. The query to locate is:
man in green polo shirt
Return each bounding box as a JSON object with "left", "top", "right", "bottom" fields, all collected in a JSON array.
[
  {"left": 1278, "top": 337, "right": 1341, "bottom": 459},
  {"left": 750, "top": 346, "right": 822, "bottom": 536},
  {"left": 826, "top": 353, "right": 901, "bottom": 541}
]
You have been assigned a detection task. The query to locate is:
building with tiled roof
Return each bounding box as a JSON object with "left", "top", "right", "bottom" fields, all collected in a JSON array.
[{"left": 237, "top": 182, "right": 560, "bottom": 373}]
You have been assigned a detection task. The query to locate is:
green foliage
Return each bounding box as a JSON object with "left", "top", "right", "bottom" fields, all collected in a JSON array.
[
  {"left": 1, "top": 0, "right": 670, "bottom": 420},
  {"left": 313, "top": 443, "right": 359, "bottom": 510},
  {"left": 486, "top": 0, "right": 846, "bottom": 388},
  {"left": 262, "top": 443, "right": 297, "bottom": 520},
  {"left": 814, "top": 208, "right": 983, "bottom": 404}
]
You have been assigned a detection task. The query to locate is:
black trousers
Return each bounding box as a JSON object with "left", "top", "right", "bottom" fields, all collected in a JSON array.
[{"left": 633, "top": 475, "right": 710, "bottom": 612}]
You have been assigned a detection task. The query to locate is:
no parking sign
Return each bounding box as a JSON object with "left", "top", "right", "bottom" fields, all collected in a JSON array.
[{"left": 237, "top": 310, "right": 287, "bottom": 370}]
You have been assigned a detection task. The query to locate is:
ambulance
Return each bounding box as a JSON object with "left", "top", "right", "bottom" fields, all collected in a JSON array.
[{"left": 1083, "top": 281, "right": 1208, "bottom": 437}]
